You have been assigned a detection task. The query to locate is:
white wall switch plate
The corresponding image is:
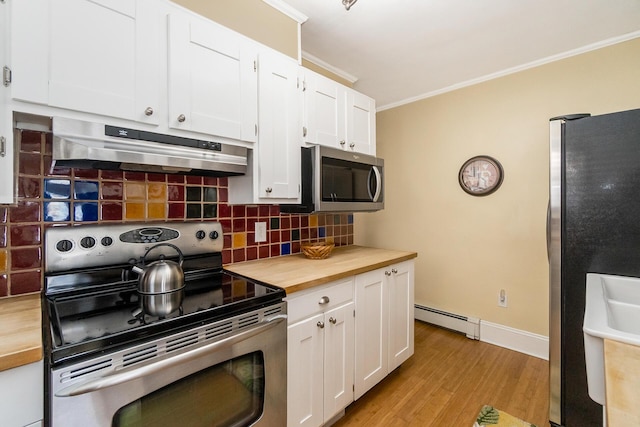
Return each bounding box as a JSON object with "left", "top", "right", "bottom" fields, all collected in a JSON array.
[{"left": 255, "top": 222, "right": 267, "bottom": 243}]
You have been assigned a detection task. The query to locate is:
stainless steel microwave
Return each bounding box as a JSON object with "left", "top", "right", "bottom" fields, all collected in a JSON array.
[{"left": 281, "top": 145, "right": 384, "bottom": 213}]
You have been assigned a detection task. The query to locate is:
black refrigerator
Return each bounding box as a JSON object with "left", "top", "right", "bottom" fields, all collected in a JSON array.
[{"left": 549, "top": 108, "right": 640, "bottom": 426}]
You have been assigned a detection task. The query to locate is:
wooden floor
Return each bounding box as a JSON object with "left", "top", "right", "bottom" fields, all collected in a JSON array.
[{"left": 333, "top": 320, "right": 549, "bottom": 427}]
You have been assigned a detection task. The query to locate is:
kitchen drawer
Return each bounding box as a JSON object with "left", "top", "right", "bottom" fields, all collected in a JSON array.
[{"left": 286, "top": 277, "right": 353, "bottom": 324}]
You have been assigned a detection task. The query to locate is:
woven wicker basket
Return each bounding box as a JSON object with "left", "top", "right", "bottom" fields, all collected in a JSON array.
[{"left": 301, "top": 241, "right": 335, "bottom": 260}]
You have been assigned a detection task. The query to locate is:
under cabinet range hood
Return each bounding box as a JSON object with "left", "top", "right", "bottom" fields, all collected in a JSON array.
[{"left": 51, "top": 117, "right": 248, "bottom": 176}]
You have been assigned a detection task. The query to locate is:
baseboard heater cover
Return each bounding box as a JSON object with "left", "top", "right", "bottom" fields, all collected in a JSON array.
[{"left": 414, "top": 304, "right": 480, "bottom": 340}]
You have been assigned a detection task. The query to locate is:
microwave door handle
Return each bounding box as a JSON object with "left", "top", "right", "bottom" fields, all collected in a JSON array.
[{"left": 368, "top": 166, "right": 382, "bottom": 202}]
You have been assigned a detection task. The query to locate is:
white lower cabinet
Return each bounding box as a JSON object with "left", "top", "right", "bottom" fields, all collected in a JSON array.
[
  {"left": 287, "top": 278, "right": 354, "bottom": 427},
  {"left": 354, "top": 260, "right": 415, "bottom": 399},
  {"left": 0, "top": 360, "right": 43, "bottom": 427}
]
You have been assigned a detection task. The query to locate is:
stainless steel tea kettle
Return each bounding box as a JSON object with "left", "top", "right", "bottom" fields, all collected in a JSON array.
[{"left": 132, "top": 243, "right": 185, "bottom": 316}]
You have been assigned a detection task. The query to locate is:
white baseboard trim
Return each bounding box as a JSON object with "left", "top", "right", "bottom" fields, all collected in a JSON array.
[
  {"left": 414, "top": 305, "right": 480, "bottom": 340},
  {"left": 480, "top": 320, "right": 549, "bottom": 361}
]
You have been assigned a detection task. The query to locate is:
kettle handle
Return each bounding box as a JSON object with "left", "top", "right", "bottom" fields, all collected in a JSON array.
[{"left": 141, "top": 243, "right": 184, "bottom": 266}]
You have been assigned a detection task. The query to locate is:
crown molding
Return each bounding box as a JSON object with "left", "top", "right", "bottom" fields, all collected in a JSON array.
[
  {"left": 261, "top": 0, "right": 308, "bottom": 24},
  {"left": 302, "top": 51, "right": 359, "bottom": 84}
]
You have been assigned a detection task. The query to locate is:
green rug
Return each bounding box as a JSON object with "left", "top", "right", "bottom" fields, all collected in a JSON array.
[{"left": 473, "top": 405, "right": 537, "bottom": 427}]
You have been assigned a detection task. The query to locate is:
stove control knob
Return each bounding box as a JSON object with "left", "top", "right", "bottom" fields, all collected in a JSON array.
[
  {"left": 195, "top": 230, "right": 206, "bottom": 240},
  {"left": 209, "top": 231, "right": 219, "bottom": 240},
  {"left": 101, "top": 236, "right": 113, "bottom": 247},
  {"left": 56, "top": 239, "right": 73, "bottom": 252},
  {"left": 80, "top": 236, "right": 96, "bottom": 249}
]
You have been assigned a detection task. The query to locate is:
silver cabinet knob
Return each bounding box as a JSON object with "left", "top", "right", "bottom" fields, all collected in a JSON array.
[
  {"left": 329, "top": 317, "right": 337, "bottom": 325},
  {"left": 385, "top": 271, "right": 392, "bottom": 276},
  {"left": 265, "top": 187, "right": 273, "bottom": 194},
  {"left": 392, "top": 268, "right": 398, "bottom": 274},
  {"left": 318, "top": 296, "right": 330, "bottom": 305},
  {"left": 144, "top": 107, "right": 154, "bottom": 116},
  {"left": 177, "top": 114, "right": 186, "bottom": 123},
  {"left": 340, "top": 140, "right": 346, "bottom": 146},
  {"left": 317, "top": 321, "right": 325, "bottom": 329},
  {"left": 349, "top": 142, "right": 356, "bottom": 149}
]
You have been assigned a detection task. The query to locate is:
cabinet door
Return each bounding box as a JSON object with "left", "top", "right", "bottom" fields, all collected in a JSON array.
[
  {"left": 323, "top": 302, "right": 354, "bottom": 422},
  {"left": 0, "top": 0, "right": 13, "bottom": 204},
  {"left": 288, "top": 314, "right": 324, "bottom": 427},
  {"left": 257, "top": 51, "right": 300, "bottom": 201},
  {"left": 354, "top": 269, "right": 388, "bottom": 400},
  {"left": 303, "top": 71, "right": 346, "bottom": 148},
  {"left": 346, "top": 89, "right": 376, "bottom": 155},
  {"left": 168, "top": 12, "right": 257, "bottom": 142},
  {"left": 388, "top": 261, "right": 415, "bottom": 371}
]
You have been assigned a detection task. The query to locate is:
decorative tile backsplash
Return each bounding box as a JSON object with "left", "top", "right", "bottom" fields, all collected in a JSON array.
[{"left": 0, "top": 130, "right": 354, "bottom": 298}]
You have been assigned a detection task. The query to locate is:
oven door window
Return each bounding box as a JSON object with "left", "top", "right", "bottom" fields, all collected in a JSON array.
[{"left": 112, "top": 351, "right": 265, "bottom": 427}]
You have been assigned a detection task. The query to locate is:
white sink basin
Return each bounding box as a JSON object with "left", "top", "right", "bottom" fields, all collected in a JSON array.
[{"left": 583, "top": 273, "right": 640, "bottom": 405}]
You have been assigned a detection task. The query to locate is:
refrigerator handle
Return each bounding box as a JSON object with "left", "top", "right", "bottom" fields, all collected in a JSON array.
[{"left": 546, "top": 200, "right": 551, "bottom": 262}]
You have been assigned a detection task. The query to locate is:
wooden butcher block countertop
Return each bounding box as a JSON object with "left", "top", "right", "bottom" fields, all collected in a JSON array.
[
  {"left": 225, "top": 245, "right": 417, "bottom": 294},
  {"left": 0, "top": 294, "right": 42, "bottom": 371}
]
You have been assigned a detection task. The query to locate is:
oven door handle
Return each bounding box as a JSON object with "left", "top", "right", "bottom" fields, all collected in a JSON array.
[{"left": 55, "top": 315, "right": 287, "bottom": 397}]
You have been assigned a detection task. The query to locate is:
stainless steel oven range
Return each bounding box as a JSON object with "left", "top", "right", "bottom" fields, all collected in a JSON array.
[{"left": 42, "top": 222, "right": 287, "bottom": 427}]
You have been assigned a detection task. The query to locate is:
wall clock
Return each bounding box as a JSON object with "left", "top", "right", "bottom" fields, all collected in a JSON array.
[{"left": 458, "top": 155, "right": 504, "bottom": 196}]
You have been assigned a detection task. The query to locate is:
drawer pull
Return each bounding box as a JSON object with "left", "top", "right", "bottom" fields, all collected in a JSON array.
[
  {"left": 329, "top": 317, "right": 337, "bottom": 325},
  {"left": 318, "top": 296, "right": 330, "bottom": 305}
]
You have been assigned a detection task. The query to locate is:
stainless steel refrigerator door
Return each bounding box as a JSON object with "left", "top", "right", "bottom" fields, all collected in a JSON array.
[{"left": 548, "top": 118, "right": 563, "bottom": 426}]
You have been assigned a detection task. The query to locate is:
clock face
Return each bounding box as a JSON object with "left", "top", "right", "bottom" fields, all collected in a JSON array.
[{"left": 459, "top": 156, "right": 504, "bottom": 196}]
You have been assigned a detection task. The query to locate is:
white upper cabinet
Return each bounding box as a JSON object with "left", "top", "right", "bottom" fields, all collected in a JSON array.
[
  {"left": 11, "top": 0, "right": 161, "bottom": 125},
  {"left": 302, "top": 69, "right": 376, "bottom": 155},
  {"left": 0, "top": 0, "right": 14, "bottom": 204},
  {"left": 168, "top": 11, "right": 258, "bottom": 142}
]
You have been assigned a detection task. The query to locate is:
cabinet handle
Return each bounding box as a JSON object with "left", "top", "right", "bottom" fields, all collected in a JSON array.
[
  {"left": 265, "top": 187, "right": 272, "bottom": 194},
  {"left": 303, "top": 127, "right": 307, "bottom": 137},
  {"left": 318, "top": 296, "right": 330, "bottom": 305},
  {"left": 329, "top": 317, "right": 337, "bottom": 325},
  {"left": 177, "top": 114, "right": 186, "bottom": 123},
  {"left": 144, "top": 107, "right": 154, "bottom": 116},
  {"left": 385, "top": 271, "right": 392, "bottom": 276},
  {"left": 0, "top": 136, "right": 5, "bottom": 157},
  {"left": 349, "top": 142, "right": 356, "bottom": 149},
  {"left": 317, "top": 321, "right": 325, "bottom": 329},
  {"left": 392, "top": 268, "right": 398, "bottom": 274},
  {"left": 340, "top": 140, "right": 346, "bottom": 146}
]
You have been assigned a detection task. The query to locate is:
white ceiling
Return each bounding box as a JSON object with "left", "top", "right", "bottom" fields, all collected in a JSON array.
[{"left": 279, "top": 0, "right": 640, "bottom": 110}]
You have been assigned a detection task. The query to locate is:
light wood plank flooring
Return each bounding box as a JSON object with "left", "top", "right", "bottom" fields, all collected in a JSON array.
[{"left": 333, "top": 320, "right": 549, "bottom": 427}]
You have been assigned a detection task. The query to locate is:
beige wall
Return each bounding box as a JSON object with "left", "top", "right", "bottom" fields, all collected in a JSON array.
[
  {"left": 172, "top": 0, "right": 298, "bottom": 59},
  {"left": 355, "top": 38, "right": 640, "bottom": 336}
]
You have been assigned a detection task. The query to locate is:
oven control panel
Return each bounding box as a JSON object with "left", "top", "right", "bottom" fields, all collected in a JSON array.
[{"left": 45, "top": 222, "right": 223, "bottom": 273}]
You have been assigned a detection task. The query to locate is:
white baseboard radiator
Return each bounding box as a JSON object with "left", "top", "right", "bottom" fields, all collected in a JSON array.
[{"left": 414, "top": 304, "right": 480, "bottom": 340}]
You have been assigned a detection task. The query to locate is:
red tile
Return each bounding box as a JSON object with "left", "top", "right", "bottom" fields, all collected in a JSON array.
[
  {"left": 218, "top": 188, "right": 228, "bottom": 203},
  {"left": 167, "top": 203, "right": 185, "bottom": 219},
  {"left": 10, "top": 270, "right": 41, "bottom": 295},
  {"left": 292, "top": 242, "right": 301, "bottom": 254},
  {"left": 310, "top": 228, "right": 318, "bottom": 239},
  {"left": 232, "top": 218, "right": 246, "bottom": 232},
  {"left": 74, "top": 168, "right": 99, "bottom": 179},
  {"left": 348, "top": 235, "right": 354, "bottom": 245},
  {"left": 11, "top": 247, "right": 42, "bottom": 270},
  {"left": 20, "top": 131, "right": 42, "bottom": 153},
  {"left": 124, "top": 171, "right": 145, "bottom": 181},
  {"left": 100, "top": 170, "right": 123, "bottom": 180},
  {"left": 0, "top": 208, "right": 6, "bottom": 223},
  {"left": 258, "top": 206, "right": 270, "bottom": 217},
  {"left": 291, "top": 216, "right": 300, "bottom": 228},
  {"left": 19, "top": 152, "right": 41, "bottom": 175},
  {"left": 280, "top": 217, "right": 291, "bottom": 230},
  {"left": 301, "top": 216, "right": 309, "bottom": 227},
  {"left": 222, "top": 249, "right": 231, "bottom": 265},
  {"left": 17, "top": 177, "right": 41, "bottom": 199},
  {"left": 0, "top": 274, "right": 7, "bottom": 297},
  {"left": 270, "top": 205, "right": 280, "bottom": 216},
  {"left": 270, "top": 244, "right": 280, "bottom": 257},
  {"left": 0, "top": 226, "right": 6, "bottom": 247},
  {"left": 301, "top": 228, "right": 310, "bottom": 240},
  {"left": 258, "top": 245, "right": 270, "bottom": 259},
  {"left": 167, "top": 185, "right": 184, "bottom": 202},
  {"left": 147, "top": 173, "right": 166, "bottom": 182},
  {"left": 233, "top": 249, "right": 245, "bottom": 263},
  {"left": 186, "top": 176, "right": 202, "bottom": 185},
  {"left": 167, "top": 174, "right": 185, "bottom": 184},
  {"left": 101, "top": 202, "right": 123, "bottom": 221},
  {"left": 246, "top": 218, "right": 258, "bottom": 232},
  {"left": 218, "top": 177, "right": 228, "bottom": 187},
  {"left": 218, "top": 204, "right": 231, "bottom": 218},
  {"left": 247, "top": 232, "right": 256, "bottom": 246},
  {"left": 247, "top": 206, "right": 258, "bottom": 217},
  {"left": 220, "top": 220, "right": 232, "bottom": 234},
  {"left": 204, "top": 177, "right": 218, "bottom": 186},
  {"left": 101, "top": 182, "right": 123, "bottom": 200},
  {"left": 246, "top": 246, "right": 258, "bottom": 261},
  {"left": 232, "top": 205, "right": 246, "bottom": 218},
  {"left": 270, "top": 230, "right": 280, "bottom": 243},
  {"left": 10, "top": 225, "right": 41, "bottom": 246},
  {"left": 44, "top": 133, "right": 53, "bottom": 155},
  {"left": 223, "top": 234, "right": 232, "bottom": 249},
  {"left": 281, "top": 230, "right": 290, "bottom": 242},
  {"left": 44, "top": 156, "right": 71, "bottom": 177},
  {"left": 10, "top": 201, "right": 41, "bottom": 223}
]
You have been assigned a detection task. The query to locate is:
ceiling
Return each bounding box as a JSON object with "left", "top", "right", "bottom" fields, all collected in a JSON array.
[{"left": 279, "top": 0, "right": 640, "bottom": 110}]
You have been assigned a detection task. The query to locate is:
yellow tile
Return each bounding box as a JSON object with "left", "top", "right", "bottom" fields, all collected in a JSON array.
[
  {"left": 232, "top": 279, "right": 247, "bottom": 298},
  {"left": 325, "top": 236, "right": 335, "bottom": 244},
  {"left": 147, "top": 203, "right": 166, "bottom": 219},
  {"left": 0, "top": 250, "right": 6, "bottom": 273},
  {"left": 125, "top": 202, "right": 145, "bottom": 220},
  {"left": 233, "top": 233, "right": 246, "bottom": 248},
  {"left": 147, "top": 183, "right": 167, "bottom": 201},
  {"left": 309, "top": 214, "right": 318, "bottom": 227},
  {"left": 125, "top": 182, "right": 146, "bottom": 200}
]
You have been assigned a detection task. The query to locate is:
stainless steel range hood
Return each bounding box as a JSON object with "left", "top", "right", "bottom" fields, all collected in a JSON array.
[{"left": 52, "top": 117, "right": 247, "bottom": 176}]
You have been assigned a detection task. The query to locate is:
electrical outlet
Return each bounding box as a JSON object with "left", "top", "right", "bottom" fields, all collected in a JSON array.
[
  {"left": 255, "top": 222, "right": 267, "bottom": 243},
  {"left": 498, "top": 289, "right": 508, "bottom": 307}
]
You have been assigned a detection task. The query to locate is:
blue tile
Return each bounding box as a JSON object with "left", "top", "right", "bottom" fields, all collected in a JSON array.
[
  {"left": 318, "top": 227, "right": 326, "bottom": 238},
  {"left": 74, "top": 181, "right": 99, "bottom": 200},
  {"left": 44, "top": 201, "right": 70, "bottom": 222},
  {"left": 74, "top": 202, "right": 99, "bottom": 221},
  {"left": 348, "top": 214, "right": 354, "bottom": 224},
  {"left": 281, "top": 242, "right": 291, "bottom": 255},
  {"left": 44, "top": 179, "right": 71, "bottom": 199}
]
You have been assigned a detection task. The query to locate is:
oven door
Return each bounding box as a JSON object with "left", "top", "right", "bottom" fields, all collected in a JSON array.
[{"left": 49, "top": 305, "right": 287, "bottom": 427}]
